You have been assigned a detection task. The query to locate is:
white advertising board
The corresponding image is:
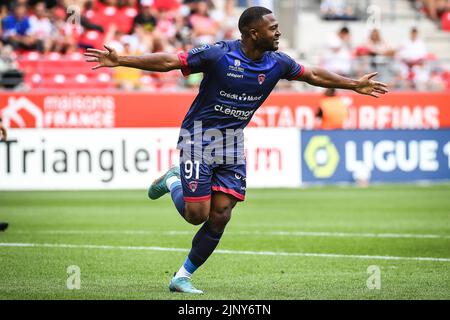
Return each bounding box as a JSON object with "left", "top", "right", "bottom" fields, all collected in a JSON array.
[{"left": 0, "top": 128, "right": 300, "bottom": 190}]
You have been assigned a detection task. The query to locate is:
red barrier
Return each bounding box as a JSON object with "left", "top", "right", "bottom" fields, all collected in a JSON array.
[{"left": 0, "top": 92, "right": 448, "bottom": 129}]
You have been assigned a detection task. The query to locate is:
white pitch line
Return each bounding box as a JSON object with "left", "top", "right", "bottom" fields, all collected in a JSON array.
[
  {"left": 0, "top": 242, "right": 449, "bottom": 263},
  {"left": 13, "top": 230, "right": 450, "bottom": 239},
  {"left": 243, "top": 231, "right": 450, "bottom": 239}
]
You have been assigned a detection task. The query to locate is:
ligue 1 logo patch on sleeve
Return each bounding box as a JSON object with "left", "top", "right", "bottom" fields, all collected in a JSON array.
[
  {"left": 190, "top": 44, "right": 210, "bottom": 55},
  {"left": 258, "top": 74, "right": 266, "bottom": 85}
]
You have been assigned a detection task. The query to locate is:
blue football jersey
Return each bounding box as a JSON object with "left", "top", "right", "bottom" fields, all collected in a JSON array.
[{"left": 177, "top": 40, "right": 304, "bottom": 160}]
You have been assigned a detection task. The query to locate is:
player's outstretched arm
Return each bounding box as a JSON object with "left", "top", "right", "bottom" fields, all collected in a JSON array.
[
  {"left": 84, "top": 44, "right": 181, "bottom": 72},
  {"left": 295, "top": 67, "right": 388, "bottom": 98}
]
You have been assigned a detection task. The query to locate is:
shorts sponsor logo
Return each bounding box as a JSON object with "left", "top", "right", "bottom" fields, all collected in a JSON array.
[{"left": 188, "top": 181, "right": 198, "bottom": 192}]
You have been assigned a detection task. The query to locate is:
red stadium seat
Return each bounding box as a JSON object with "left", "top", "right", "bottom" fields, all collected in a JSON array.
[
  {"left": 17, "top": 52, "right": 114, "bottom": 89},
  {"left": 78, "top": 30, "right": 105, "bottom": 50},
  {"left": 118, "top": 6, "right": 138, "bottom": 34},
  {"left": 442, "top": 12, "right": 450, "bottom": 31}
]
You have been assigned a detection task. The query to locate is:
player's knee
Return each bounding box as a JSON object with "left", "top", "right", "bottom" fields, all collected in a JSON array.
[
  {"left": 209, "top": 206, "right": 232, "bottom": 230},
  {"left": 184, "top": 205, "right": 209, "bottom": 225},
  {"left": 212, "top": 201, "right": 235, "bottom": 216},
  {"left": 186, "top": 214, "right": 208, "bottom": 225}
]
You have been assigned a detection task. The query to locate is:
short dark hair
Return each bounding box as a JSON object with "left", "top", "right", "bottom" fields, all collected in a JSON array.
[
  {"left": 238, "top": 6, "right": 273, "bottom": 34},
  {"left": 339, "top": 26, "right": 350, "bottom": 34}
]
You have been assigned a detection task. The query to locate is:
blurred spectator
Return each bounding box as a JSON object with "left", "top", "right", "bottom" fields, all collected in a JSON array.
[
  {"left": 321, "top": 26, "right": 353, "bottom": 76},
  {"left": 315, "top": 88, "right": 349, "bottom": 129},
  {"left": 0, "top": 0, "right": 447, "bottom": 91},
  {"left": 155, "top": 8, "right": 179, "bottom": 48},
  {"left": 0, "top": 1, "right": 10, "bottom": 24},
  {"left": 352, "top": 162, "right": 371, "bottom": 187},
  {"left": 188, "top": 0, "right": 220, "bottom": 45},
  {"left": 397, "top": 27, "right": 431, "bottom": 90},
  {"left": 398, "top": 27, "right": 428, "bottom": 66},
  {"left": 320, "top": 0, "right": 359, "bottom": 21},
  {"left": 221, "top": 0, "right": 240, "bottom": 39},
  {"left": 126, "top": 24, "right": 153, "bottom": 53},
  {"left": 88, "top": 0, "right": 122, "bottom": 33},
  {"left": 50, "top": 6, "right": 81, "bottom": 53},
  {"left": 106, "top": 26, "right": 126, "bottom": 54},
  {"left": 354, "top": 29, "right": 396, "bottom": 82},
  {"left": 29, "top": 1, "right": 53, "bottom": 53},
  {"left": 362, "top": 29, "right": 396, "bottom": 58},
  {"left": 420, "top": 0, "right": 450, "bottom": 21},
  {"left": 105, "top": 23, "right": 149, "bottom": 89},
  {"left": 1, "top": 3, "right": 44, "bottom": 52},
  {"left": 118, "top": 0, "right": 139, "bottom": 34},
  {"left": 441, "top": 7, "right": 450, "bottom": 31},
  {"left": 0, "top": 42, "right": 23, "bottom": 89},
  {"left": 133, "top": 0, "right": 158, "bottom": 33},
  {"left": 112, "top": 43, "right": 143, "bottom": 90}
]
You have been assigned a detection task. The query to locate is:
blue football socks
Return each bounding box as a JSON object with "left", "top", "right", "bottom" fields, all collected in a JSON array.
[{"left": 169, "top": 181, "right": 185, "bottom": 218}]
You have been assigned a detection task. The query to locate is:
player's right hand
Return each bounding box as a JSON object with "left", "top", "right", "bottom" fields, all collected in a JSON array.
[{"left": 84, "top": 44, "right": 119, "bottom": 70}]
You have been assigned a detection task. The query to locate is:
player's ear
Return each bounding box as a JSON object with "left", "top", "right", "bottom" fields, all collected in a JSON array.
[{"left": 249, "top": 28, "right": 258, "bottom": 41}]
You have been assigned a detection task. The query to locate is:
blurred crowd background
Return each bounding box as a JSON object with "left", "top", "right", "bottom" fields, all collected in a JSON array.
[{"left": 0, "top": 0, "right": 449, "bottom": 91}]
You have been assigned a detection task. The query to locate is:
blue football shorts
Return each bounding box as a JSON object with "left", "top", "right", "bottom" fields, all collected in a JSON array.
[{"left": 180, "top": 156, "right": 246, "bottom": 202}]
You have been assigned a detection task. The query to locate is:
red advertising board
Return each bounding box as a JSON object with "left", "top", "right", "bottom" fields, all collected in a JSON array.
[{"left": 0, "top": 92, "right": 448, "bottom": 129}]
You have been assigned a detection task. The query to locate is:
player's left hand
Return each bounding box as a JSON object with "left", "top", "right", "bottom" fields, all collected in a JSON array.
[{"left": 354, "top": 72, "right": 388, "bottom": 98}]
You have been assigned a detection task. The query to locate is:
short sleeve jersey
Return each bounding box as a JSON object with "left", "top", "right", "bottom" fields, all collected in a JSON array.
[{"left": 177, "top": 40, "right": 304, "bottom": 153}]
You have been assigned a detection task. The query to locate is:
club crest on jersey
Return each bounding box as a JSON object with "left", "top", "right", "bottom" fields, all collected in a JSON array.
[
  {"left": 258, "top": 74, "right": 266, "bottom": 85},
  {"left": 188, "top": 181, "right": 198, "bottom": 192}
]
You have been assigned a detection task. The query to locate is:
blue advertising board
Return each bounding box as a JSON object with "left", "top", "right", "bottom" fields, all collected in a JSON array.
[{"left": 301, "top": 130, "right": 450, "bottom": 183}]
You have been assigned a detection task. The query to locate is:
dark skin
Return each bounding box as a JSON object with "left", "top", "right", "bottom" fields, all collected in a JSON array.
[
  {"left": 84, "top": 12, "right": 388, "bottom": 232},
  {"left": 0, "top": 119, "right": 7, "bottom": 141}
]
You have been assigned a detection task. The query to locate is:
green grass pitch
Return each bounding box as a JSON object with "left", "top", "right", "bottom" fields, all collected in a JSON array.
[{"left": 0, "top": 184, "right": 449, "bottom": 300}]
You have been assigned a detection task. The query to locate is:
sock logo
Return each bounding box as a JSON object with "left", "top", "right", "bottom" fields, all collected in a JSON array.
[{"left": 188, "top": 181, "right": 198, "bottom": 192}]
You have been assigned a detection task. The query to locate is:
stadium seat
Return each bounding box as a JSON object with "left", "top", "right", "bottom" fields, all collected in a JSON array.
[
  {"left": 17, "top": 52, "right": 114, "bottom": 90},
  {"left": 442, "top": 12, "right": 450, "bottom": 32},
  {"left": 78, "top": 30, "right": 105, "bottom": 50}
]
